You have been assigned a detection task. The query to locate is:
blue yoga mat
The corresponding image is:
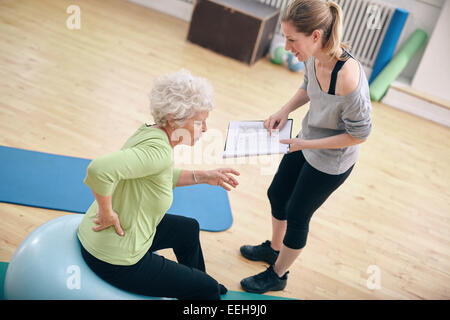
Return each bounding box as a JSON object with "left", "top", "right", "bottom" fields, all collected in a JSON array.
[{"left": 0, "top": 146, "right": 232, "bottom": 232}]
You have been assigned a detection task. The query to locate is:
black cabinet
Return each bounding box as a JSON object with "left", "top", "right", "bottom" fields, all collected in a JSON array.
[{"left": 187, "top": 0, "right": 280, "bottom": 65}]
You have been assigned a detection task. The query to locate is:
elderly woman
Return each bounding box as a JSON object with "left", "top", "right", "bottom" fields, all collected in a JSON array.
[{"left": 77, "top": 69, "right": 240, "bottom": 300}]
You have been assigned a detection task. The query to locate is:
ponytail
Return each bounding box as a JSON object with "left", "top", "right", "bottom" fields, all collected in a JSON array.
[{"left": 324, "top": 1, "right": 349, "bottom": 61}]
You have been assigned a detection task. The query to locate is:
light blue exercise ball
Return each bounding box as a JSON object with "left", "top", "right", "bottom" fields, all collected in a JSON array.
[
  {"left": 287, "top": 53, "right": 305, "bottom": 72},
  {"left": 4, "top": 214, "right": 165, "bottom": 300}
]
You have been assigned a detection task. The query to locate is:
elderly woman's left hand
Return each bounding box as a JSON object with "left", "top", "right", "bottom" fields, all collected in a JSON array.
[{"left": 205, "top": 168, "right": 240, "bottom": 191}]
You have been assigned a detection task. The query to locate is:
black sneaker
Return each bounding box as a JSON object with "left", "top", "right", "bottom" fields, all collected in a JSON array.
[
  {"left": 240, "top": 265, "right": 288, "bottom": 294},
  {"left": 219, "top": 284, "right": 228, "bottom": 295},
  {"left": 240, "top": 240, "right": 279, "bottom": 265}
]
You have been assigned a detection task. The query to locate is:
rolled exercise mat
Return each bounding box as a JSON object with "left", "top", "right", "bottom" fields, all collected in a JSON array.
[
  {"left": 369, "top": 29, "right": 428, "bottom": 101},
  {"left": 369, "top": 8, "right": 409, "bottom": 84},
  {"left": 0, "top": 146, "right": 233, "bottom": 232}
]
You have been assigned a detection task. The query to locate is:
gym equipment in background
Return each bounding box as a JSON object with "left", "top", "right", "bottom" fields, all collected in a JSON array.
[{"left": 369, "top": 29, "right": 428, "bottom": 102}]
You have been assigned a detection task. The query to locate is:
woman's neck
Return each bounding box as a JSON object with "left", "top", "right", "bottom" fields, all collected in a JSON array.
[
  {"left": 148, "top": 124, "right": 181, "bottom": 149},
  {"left": 314, "top": 47, "right": 343, "bottom": 70}
]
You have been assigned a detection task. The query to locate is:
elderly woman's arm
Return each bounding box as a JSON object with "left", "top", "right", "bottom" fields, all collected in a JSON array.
[
  {"left": 175, "top": 168, "right": 240, "bottom": 191},
  {"left": 84, "top": 142, "right": 172, "bottom": 235}
]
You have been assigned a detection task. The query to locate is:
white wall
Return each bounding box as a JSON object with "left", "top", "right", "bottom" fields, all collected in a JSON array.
[
  {"left": 380, "top": 0, "right": 444, "bottom": 82},
  {"left": 411, "top": 0, "right": 450, "bottom": 102}
]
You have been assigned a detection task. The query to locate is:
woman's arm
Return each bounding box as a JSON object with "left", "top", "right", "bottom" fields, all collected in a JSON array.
[
  {"left": 84, "top": 143, "right": 172, "bottom": 235},
  {"left": 175, "top": 169, "right": 240, "bottom": 191},
  {"left": 84, "top": 144, "right": 171, "bottom": 196},
  {"left": 282, "top": 87, "right": 310, "bottom": 114},
  {"left": 175, "top": 170, "right": 198, "bottom": 186},
  {"left": 281, "top": 133, "right": 366, "bottom": 153},
  {"left": 265, "top": 88, "right": 310, "bottom": 135}
]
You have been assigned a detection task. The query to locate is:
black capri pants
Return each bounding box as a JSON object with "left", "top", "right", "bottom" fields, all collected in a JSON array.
[
  {"left": 268, "top": 150, "right": 353, "bottom": 250},
  {"left": 80, "top": 214, "right": 221, "bottom": 300}
]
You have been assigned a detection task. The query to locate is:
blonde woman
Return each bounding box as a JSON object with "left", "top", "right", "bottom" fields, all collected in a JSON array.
[
  {"left": 240, "top": 0, "right": 372, "bottom": 293},
  {"left": 77, "top": 69, "right": 239, "bottom": 300}
]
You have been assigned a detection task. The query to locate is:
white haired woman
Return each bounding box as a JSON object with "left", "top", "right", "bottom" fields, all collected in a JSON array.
[{"left": 77, "top": 69, "right": 240, "bottom": 300}]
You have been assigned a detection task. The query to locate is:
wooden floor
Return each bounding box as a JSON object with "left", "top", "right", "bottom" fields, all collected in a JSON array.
[{"left": 1, "top": 0, "right": 449, "bottom": 300}]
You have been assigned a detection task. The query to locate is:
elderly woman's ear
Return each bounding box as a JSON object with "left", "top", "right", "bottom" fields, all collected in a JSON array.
[{"left": 166, "top": 114, "right": 176, "bottom": 130}]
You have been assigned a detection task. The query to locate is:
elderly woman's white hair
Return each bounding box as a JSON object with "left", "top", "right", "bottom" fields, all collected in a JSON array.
[{"left": 149, "top": 69, "right": 215, "bottom": 128}]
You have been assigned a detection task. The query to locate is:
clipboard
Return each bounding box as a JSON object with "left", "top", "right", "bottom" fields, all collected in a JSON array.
[{"left": 222, "top": 119, "right": 293, "bottom": 158}]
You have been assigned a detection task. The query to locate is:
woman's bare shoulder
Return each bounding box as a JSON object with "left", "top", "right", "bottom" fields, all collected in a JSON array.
[{"left": 337, "top": 58, "right": 360, "bottom": 96}]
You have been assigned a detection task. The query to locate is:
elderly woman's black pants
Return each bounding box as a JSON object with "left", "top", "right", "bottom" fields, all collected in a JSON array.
[
  {"left": 80, "top": 214, "right": 221, "bottom": 300},
  {"left": 268, "top": 150, "right": 354, "bottom": 250}
]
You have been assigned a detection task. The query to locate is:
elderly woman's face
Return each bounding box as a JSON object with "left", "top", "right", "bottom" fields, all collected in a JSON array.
[{"left": 181, "top": 110, "right": 209, "bottom": 146}]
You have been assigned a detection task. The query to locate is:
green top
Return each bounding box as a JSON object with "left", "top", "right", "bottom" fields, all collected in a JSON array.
[{"left": 77, "top": 124, "right": 181, "bottom": 265}]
